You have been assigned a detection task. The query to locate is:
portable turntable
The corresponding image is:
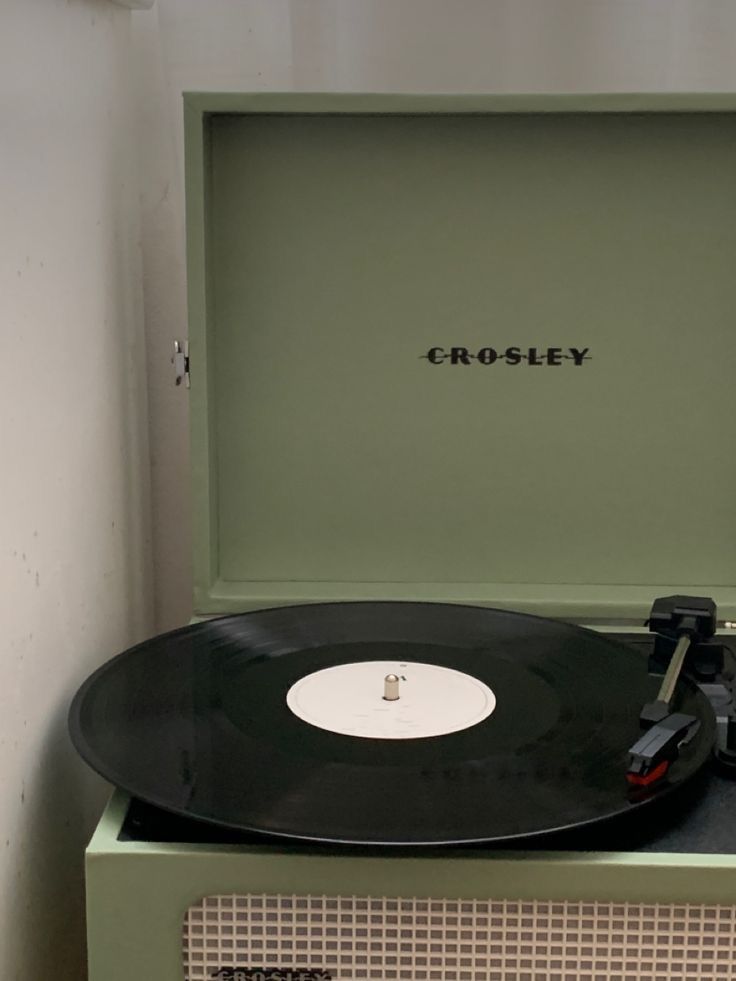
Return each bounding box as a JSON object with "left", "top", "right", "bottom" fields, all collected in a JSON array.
[{"left": 76, "top": 93, "right": 736, "bottom": 981}]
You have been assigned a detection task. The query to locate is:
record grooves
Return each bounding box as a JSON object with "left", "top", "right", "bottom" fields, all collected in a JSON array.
[{"left": 69, "top": 602, "right": 716, "bottom": 846}]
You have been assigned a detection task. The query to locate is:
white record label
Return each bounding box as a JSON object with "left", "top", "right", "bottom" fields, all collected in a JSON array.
[{"left": 286, "top": 660, "right": 496, "bottom": 739}]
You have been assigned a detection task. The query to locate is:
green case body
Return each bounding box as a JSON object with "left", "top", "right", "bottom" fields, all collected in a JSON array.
[{"left": 87, "top": 93, "right": 736, "bottom": 980}]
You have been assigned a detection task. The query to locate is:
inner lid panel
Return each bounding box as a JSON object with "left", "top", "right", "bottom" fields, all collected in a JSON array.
[{"left": 197, "top": 109, "right": 736, "bottom": 615}]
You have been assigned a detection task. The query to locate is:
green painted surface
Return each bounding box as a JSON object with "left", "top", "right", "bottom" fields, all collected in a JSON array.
[
  {"left": 85, "top": 92, "right": 736, "bottom": 981},
  {"left": 86, "top": 791, "right": 736, "bottom": 981},
  {"left": 184, "top": 91, "right": 736, "bottom": 115},
  {"left": 186, "top": 94, "right": 736, "bottom": 618}
]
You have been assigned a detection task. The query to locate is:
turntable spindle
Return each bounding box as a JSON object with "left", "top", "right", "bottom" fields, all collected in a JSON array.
[{"left": 383, "top": 674, "right": 400, "bottom": 701}]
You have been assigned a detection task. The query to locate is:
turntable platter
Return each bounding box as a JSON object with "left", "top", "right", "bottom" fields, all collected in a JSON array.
[{"left": 68, "top": 602, "right": 716, "bottom": 845}]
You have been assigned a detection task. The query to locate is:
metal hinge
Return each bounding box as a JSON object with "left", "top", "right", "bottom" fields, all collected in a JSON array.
[{"left": 172, "top": 340, "right": 190, "bottom": 388}]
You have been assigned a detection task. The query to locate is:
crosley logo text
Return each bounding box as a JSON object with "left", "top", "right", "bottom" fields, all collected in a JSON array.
[
  {"left": 211, "top": 970, "right": 332, "bottom": 981},
  {"left": 422, "top": 346, "right": 590, "bottom": 366}
]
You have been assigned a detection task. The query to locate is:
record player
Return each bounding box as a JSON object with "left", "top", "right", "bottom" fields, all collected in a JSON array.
[{"left": 79, "top": 93, "right": 736, "bottom": 981}]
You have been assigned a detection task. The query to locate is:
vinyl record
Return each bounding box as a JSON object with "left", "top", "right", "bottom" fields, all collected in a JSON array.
[{"left": 68, "top": 602, "right": 715, "bottom": 846}]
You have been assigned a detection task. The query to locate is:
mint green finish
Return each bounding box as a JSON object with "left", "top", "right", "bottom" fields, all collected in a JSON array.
[
  {"left": 86, "top": 790, "right": 736, "bottom": 981},
  {"left": 85, "top": 94, "right": 736, "bottom": 981},
  {"left": 185, "top": 93, "right": 736, "bottom": 621}
]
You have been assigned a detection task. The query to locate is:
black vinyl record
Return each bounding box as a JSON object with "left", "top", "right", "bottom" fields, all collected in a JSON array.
[{"left": 69, "top": 602, "right": 715, "bottom": 846}]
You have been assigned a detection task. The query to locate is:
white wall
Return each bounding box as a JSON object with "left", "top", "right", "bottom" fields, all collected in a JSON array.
[
  {"left": 0, "top": 1, "right": 153, "bottom": 978},
  {"left": 0, "top": 3, "right": 733, "bottom": 977},
  {"left": 133, "top": 0, "right": 736, "bottom": 631}
]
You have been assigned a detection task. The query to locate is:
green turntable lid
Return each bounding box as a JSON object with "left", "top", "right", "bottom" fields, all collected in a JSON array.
[{"left": 184, "top": 93, "right": 736, "bottom": 621}]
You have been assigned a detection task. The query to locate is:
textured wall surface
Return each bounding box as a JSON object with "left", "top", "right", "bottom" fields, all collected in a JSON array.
[
  {"left": 132, "top": 0, "right": 736, "bottom": 631},
  {"left": 0, "top": 1, "right": 153, "bottom": 978}
]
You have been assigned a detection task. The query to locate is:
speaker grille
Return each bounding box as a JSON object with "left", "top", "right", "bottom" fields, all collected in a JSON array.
[{"left": 183, "top": 894, "right": 736, "bottom": 980}]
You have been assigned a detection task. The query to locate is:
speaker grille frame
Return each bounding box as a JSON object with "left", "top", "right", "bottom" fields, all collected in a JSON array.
[{"left": 183, "top": 894, "right": 736, "bottom": 980}]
